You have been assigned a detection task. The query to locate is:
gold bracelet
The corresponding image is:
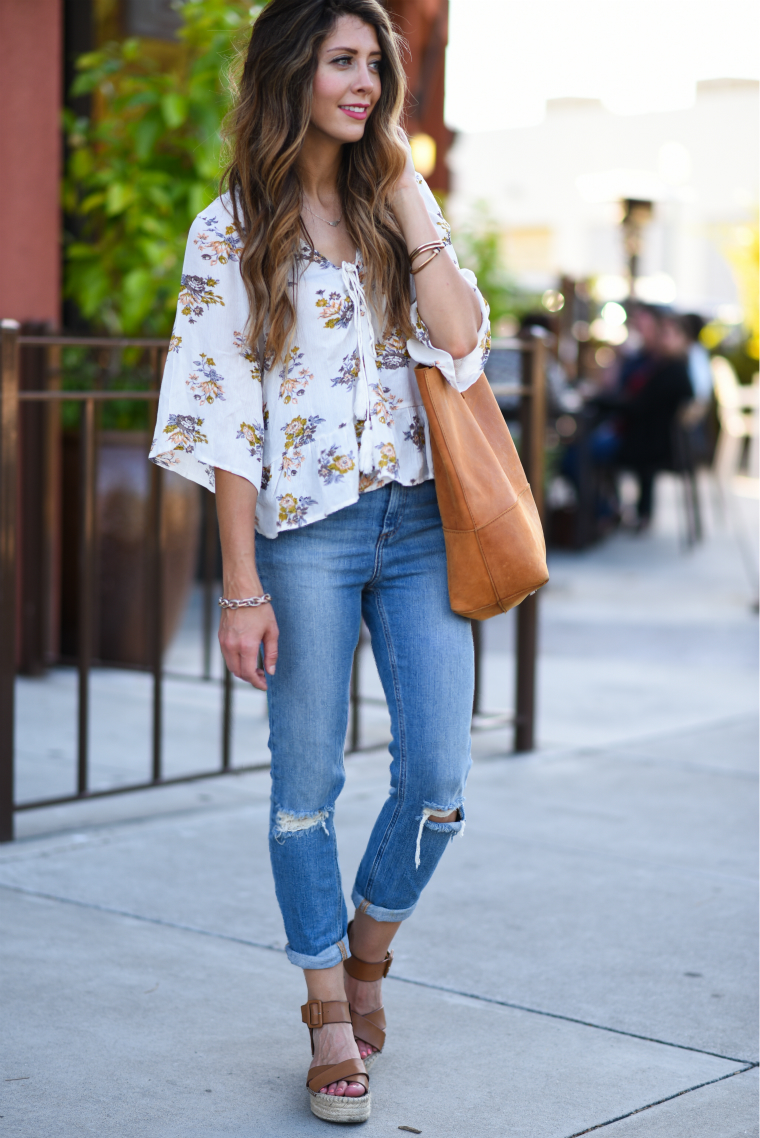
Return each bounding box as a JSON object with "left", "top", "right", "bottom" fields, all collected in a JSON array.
[
  {"left": 409, "top": 240, "right": 445, "bottom": 265},
  {"left": 410, "top": 246, "right": 443, "bottom": 275}
]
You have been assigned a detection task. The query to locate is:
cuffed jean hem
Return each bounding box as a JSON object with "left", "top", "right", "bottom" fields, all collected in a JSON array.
[
  {"left": 351, "top": 889, "right": 417, "bottom": 923},
  {"left": 285, "top": 935, "right": 349, "bottom": 970}
]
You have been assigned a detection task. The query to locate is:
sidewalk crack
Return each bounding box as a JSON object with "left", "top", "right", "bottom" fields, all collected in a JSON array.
[
  {"left": 562, "top": 1065, "right": 757, "bottom": 1138},
  {"left": 387, "top": 974, "right": 757, "bottom": 1066},
  {"left": 2, "top": 879, "right": 756, "bottom": 1070}
]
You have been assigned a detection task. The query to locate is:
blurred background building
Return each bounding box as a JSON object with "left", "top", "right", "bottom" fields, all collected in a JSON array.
[
  {"left": 442, "top": 0, "right": 758, "bottom": 352},
  {"left": 449, "top": 79, "right": 758, "bottom": 316}
]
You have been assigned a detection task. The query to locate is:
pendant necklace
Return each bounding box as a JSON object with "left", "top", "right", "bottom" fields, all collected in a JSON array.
[{"left": 304, "top": 200, "right": 342, "bottom": 228}]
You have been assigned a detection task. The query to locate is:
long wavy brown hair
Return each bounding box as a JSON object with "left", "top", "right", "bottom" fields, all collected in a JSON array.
[{"left": 223, "top": 0, "right": 410, "bottom": 362}]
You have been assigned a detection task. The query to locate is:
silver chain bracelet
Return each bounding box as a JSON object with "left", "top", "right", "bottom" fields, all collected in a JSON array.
[{"left": 218, "top": 594, "right": 272, "bottom": 610}]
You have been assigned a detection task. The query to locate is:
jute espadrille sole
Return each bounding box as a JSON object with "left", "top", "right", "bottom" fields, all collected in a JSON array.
[{"left": 308, "top": 1088, "right": 372, "bottom": 1123}]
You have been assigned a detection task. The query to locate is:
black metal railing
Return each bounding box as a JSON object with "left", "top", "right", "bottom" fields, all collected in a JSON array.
[{"left": 0, "top": 323, "right": 545, "bottom": 841}]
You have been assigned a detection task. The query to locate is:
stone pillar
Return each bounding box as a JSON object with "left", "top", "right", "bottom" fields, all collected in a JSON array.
[
  {"left": 0, "top": 0, "right": 62, "bottom": 326},
  {"left": 0, "top": 1, "right": 63, "bottom": 672},
  {"left": 385, "top": 0, "right": 453, "bottom": 194}
]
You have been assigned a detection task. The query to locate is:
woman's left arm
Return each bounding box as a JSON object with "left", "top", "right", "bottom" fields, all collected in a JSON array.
[{"left": 392, "top": 150, "right": 482, "bottom": 361}]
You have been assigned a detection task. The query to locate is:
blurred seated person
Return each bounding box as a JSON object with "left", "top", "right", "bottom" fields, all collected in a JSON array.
[
  {"left": 682, "top": 313, "right": 713, "bottom": 403},
  {"left": 618, "top": 303, "right": 664, "bottom": 389},
  {"left": 591, "top": 302, "right": 659, "bottom": 452},
  {"left": 518, "top": 311, "right": 580, "bottom": 415},
  {"left": 679, "top": 312, "right": 715, "bottom": 464},
  {"left": 586, "top": 302, "right": 664, "bottom": 466},
  {"left": 557, "top": 304, "right": 663, "bottom": 532},
  {"left": 594, "top": 310, "right": 693, "bottom": 531}
]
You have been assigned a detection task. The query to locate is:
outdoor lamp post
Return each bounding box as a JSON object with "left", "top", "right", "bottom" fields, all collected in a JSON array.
[{"left": 621, "top": 198, "right": 653, "bottom": 289}]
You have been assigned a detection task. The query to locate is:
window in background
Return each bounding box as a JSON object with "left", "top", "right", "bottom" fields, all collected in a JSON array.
[{"left": 125, "top": 0, "right": 181, "bottom": 41}]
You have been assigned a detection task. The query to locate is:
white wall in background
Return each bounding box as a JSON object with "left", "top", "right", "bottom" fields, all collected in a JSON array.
[
  {"left": 447, "top": 80, "right": 759, "bottom": 313},
  {"left": 446, "top": 0, "right": 760, "bottom": 132}
]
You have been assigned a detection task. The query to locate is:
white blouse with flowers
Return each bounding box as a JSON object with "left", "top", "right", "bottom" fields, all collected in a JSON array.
[{"left": 149, "top": 173, "right": 491, "bottom": 537}]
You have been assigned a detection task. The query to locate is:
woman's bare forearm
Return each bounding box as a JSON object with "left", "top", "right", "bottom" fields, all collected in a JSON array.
[
  {"left": 215, "top": 468, "right": 262, "bottom": 597},
  {"left": 392, "top": 182, "right": 481, "bottom": 360},
  {"left": 214, "top": 468, "right": 278, "bottom": 690}
]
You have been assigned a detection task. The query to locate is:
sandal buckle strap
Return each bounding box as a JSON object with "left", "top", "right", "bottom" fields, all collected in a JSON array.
[
  {"left": 343, "top": 947, "right": 393, "bottom": 981},
  {"left": 303, "top": 1000, "right": 323, "bottom": 1028},
  {"left": 301, "top": 998, "right": 352, "bottom": 1029}
]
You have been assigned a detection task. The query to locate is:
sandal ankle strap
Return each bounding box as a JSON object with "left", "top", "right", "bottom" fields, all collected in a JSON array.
[
  {"left": 343, "top": 947, "right": 393, "bottom": 982},
  {"left": 301, "top": 999, "right": 351, "bottom": 1029}
]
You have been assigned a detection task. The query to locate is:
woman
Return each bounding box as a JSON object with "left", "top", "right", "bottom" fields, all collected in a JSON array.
[{"left": 150, "top": 0, "right": 489, "bottom": 1122}]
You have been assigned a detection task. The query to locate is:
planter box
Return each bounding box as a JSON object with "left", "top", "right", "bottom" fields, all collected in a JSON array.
[{"left": 61, "top": 430, "right": 201, "bottom": 666}]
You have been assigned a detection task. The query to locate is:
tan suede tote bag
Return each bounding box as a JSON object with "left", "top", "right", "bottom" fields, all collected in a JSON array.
[{"left": 415, "top": 365, "right": 549, "bottom": 620}]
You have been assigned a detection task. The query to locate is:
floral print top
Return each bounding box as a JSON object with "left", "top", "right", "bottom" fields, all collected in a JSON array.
[{"left": 149, "top": 174, "right": 490, "bottom": 537}]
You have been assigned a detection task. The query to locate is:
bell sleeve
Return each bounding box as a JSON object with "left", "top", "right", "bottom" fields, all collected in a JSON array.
[
  {"left": 405, "top": 173, "right": 491, "bottom": 393},
  {"left": 149, "top": 197, "right": 265, "bottom": 494}
]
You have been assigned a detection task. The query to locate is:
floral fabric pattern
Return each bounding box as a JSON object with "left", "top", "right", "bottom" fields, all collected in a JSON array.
[
  {"left": 330, "top": 350, "right": 360, "bottom": 389},
  {"left": 160, "top": 413, "right": 208, "bottom": 454},
  {"left": 318, "top": 445, "right": 356, "bottom": 484},
  {"left": 316, "top": 290, "right": 354, "bottom": 330},
  {"left": 150, "top": 174, "right": 490, "bottom": 538},
  {"left": 237, "top": 420, "right": 264, "bottom": 462},
  {"left": 278, "top": 493, "right": 317, "bottom": 528},
  {"left": 234, "top": 330, "right": 271, "bottom": 383},
  {"left": 280, "top": 413, "right": 325, "bottom": 481},
  {"left": 375, "top": 327, "right": 410, "bottom": 371},
  {"left": 193, "top": 214, "right": 242, "bottom": 266},
  {"left": 178, "top": 274, "right": 224, "bottom": 322},
  {"left": 278, "top": 347, "right": 314, "bottom": 405},
  {"left": 187, "top": 353, "right": 225, "bottom": 404},
  {"left": 375, "top": 441, "right": 399, "bottom": 476},
  {"left": 403, "top": 413, "right": 426, "bottom": 452},
  {"left": 370, "top": 380, "right": 402, "bottom": 426}
]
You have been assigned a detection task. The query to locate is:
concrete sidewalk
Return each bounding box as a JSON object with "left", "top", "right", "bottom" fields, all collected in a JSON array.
[{"left": 2, "top": 475, "right": 758, "bottom": 1136}]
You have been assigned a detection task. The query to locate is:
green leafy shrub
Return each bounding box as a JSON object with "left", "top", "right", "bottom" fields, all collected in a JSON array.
[
  {"left": 453, "top": 203, "right": 540, "bottom": 333},
  {"left": 63, "top": 0, "right": 260, "bottom": 336}
]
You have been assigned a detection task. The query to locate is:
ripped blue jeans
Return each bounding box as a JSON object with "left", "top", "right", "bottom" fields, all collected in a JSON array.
[{"left": 255, "top": 480, "right": 473, "bottom": 969}]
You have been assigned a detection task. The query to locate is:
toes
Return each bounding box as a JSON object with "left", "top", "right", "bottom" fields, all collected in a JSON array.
[
  {"left": 323, "top": 1080, "right": 347, "bottom": 1097},
  {"left": 345, "top": 1081, "right": 366, "bottom": 1098}
]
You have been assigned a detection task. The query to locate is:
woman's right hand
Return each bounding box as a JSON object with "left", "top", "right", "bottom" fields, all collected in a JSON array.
[
  {"left": 214, "top": 469, "right": 277, "bottom": 691},
  {"left": 219, "top": 602, "right": 279, "bottom": 691}
]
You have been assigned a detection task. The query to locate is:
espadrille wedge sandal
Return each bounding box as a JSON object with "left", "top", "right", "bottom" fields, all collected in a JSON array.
[
  {"left": 344, "top": 924, "right": 393, "bottom": 1072},
  {"left": 301, "top": 998, "right": 371, "bottom": 1123}
]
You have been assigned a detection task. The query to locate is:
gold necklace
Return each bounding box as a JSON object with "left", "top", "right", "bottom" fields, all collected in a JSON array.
[{"left": 303, "top": 200, "right": 342, "bottom": 228}]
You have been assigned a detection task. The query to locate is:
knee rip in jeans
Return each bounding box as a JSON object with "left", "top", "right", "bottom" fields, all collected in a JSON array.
[
  {"left": 272, "top": 805, "right": 332, "bottom": 843},
  {"left": 415, "top": 801, "right": 465, "bottom": 869}
]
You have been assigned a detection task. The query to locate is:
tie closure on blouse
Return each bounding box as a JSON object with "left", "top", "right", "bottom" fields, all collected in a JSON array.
[{"left": 341, "top": 260, "right": 379, "bottom": 475}]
